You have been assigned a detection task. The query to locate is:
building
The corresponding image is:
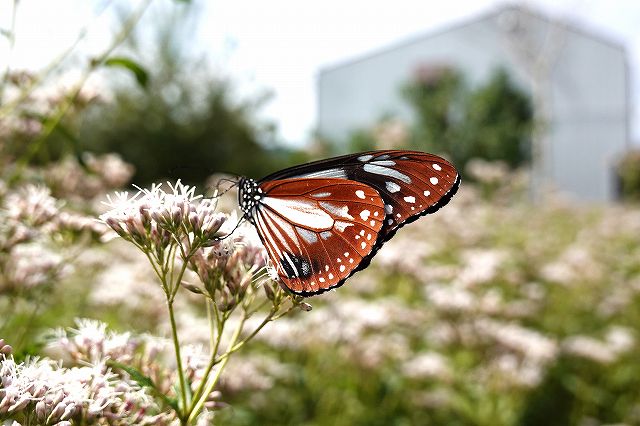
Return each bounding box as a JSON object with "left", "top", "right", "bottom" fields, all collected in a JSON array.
[{"left": 317, "top": 5, "right": 630, "bottom": 202}]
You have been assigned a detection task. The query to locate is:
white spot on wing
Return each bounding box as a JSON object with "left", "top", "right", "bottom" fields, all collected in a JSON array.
[
  {"left": 358, "top": 154, "right": 374, "bottom": 162},
  {"left": 363, "top": 164, "right": 411, "bottom": 183},
  {"left": 433, "top": 163, "right": 442, "bottom": 171},
  {"left": 335, "top": 221, "right": 354, "bottom": 232},
  {"left": 360, "top": 210, "right": 371, "bottom": 221},
  {"left": 320, "top": 231, "right": 332, "bottom": 240},
  {"left": 430, "top": 177, "right": 439, "bottom": 185},
  {"left": 424, "top": 190, "right": 431, "bottom": 197},
  {"left": 361, "top": 241, "right": 366, "bottom": 249},
  {"left": 370, "top": 160, "right": 396, "bottom": 166},
  {"left": 298, "top": 168, "right": 347, "bottom": 179},
  {"left": 339, "top": 265, "right": 345, "bottom": 272},
  {"left": 320, "top": 202, "right": 354, "bottom": 220},
  {"left": 355, "top": 190, "right": 366, "bottom": 199},
  {"left": 262, "top": 197, "right": 334, "bottom": 230},
  {"left": 404, "top": 196, "right": 416, "bottom": 204},
  {"left": 296, "top": 226, "right": 318, "bottom": 244},
  {"left": 386, "top": 182, "right": 401, "bottom": 193},
  {"left": 311, "top": 192, "right": 332, "bottom": 198},
  {"left": 385, "top": 204, "right": 393, "bottom": 214}
]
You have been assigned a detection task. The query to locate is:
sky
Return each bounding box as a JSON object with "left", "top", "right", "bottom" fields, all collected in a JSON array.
[{"left": 2, "top": 0, "right": 639, "bottom": 146}]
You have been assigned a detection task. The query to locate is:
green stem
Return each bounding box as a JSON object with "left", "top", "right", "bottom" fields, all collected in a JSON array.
[
  {"left": 209, "top": 303, "right": 296, "bottom": 366},
  {"left": 188, "top": 308, "right": 227, "bottom": 414},
  {"left": 186, "top": 312, "right": 246, "bottom": 424},
  {"left": 143, "top": 250, "right": 167, "bottom": 292},
  {"left": 167, "top": 298, "right": 189, "bottom": 422},
  {"left": 170, "top": 245, "right": 197, "bottom": 302}
]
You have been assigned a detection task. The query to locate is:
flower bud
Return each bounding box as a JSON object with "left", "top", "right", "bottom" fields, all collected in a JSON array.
[
  {"left": 299, "top": 302, "right": 313, "bottom": 312},
  {"left": 181, "top": 282, "right": 203, "bottom": 294},
  {"left": 36, "top": 400, "right": 47, "bottom": 419},
  {"left": 189, "top": 212, "right": 200, "bottom": 233}
]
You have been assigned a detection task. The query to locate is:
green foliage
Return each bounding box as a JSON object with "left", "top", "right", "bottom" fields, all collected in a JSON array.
[
  {"left": 461, "top": 70, "right": 533, "bottom": 168},
  {"left": 402, "top": 67, "right": 533, "bottom": 170},
  {"left": 401, "top": 66, "right": 465, "bottom": 156},
  {"left": 103, "top": 56, "right": 150, "bottom": 88},
  {"left": 617, "top": 149, "right": 640, "bottom": 201},
  {"left": 77, "top": 4, "right": 293, "bottom": 186},
  {"left": 79, "top": 71, "right": 282, "bottom": 186}
]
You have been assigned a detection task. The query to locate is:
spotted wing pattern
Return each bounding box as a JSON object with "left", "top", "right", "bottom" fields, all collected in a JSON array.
[
  {"left": 253, "top": 178, "right": 385, "bottom": 295},
  {"left": 258, "top": 150, "right": 460, "bottom": 243},
  {"left": 239, "top": 150, "right": 460, "bottom": 296}
]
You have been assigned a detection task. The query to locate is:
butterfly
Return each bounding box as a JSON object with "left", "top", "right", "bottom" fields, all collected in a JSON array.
[{"left": 237, "top": 150, "right": 460, "bottom": 296}]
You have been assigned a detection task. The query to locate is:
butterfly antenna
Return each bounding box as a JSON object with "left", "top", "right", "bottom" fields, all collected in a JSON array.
[
  {"left": 210, "top": 177, "right": 240, "bottom": 199},
  {"left": 213, "top": 216, "right": 246, "bottom": 241}
]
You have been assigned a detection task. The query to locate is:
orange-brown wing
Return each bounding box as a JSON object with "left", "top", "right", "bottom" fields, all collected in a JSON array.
[
  {"left": 254, "top": 178, "right": 385, "bottom": 295},
  {"left": 258, "top": 150, "right": 459, "bottom": 242}
]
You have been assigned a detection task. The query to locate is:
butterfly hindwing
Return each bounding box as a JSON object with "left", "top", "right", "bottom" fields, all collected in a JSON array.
[{"left": 253, "top": 178, "right": 385, "bottom": 295}]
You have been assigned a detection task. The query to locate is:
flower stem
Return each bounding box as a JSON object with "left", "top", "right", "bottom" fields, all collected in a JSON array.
[
  {"left": 167, "top": 298, "right": 189, "bottom": 421},
  {"left": 188, "top": 307, "right": 226, "bottom": 415},
  {"left": 186, "top": 312, "right": 247, "bottom": 424}
]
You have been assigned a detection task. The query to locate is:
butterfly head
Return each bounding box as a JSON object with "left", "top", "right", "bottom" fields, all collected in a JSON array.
[{"left": 238, "top": 177, "right": 263, "bottom": 223}]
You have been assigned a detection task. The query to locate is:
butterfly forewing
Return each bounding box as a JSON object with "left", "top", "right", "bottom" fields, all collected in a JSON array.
[
  {"left": 254, "top": 178, "right": 385, "bottom": 295},
  {"left": 260, "top": 150, "right": 460, "bottom": 242}
]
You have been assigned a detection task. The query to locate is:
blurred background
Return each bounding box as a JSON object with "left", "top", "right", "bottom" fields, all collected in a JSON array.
[{"left": 1, "top": 0, "right": 640, "bottom": 425}]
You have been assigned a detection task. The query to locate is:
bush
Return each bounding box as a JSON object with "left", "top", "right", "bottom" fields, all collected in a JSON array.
[
  {"left": 402, "top": 67, "right": 533, "bottom": 172},
  {"left": 617, "top": 149, "right": 640, "bottom": 201}
]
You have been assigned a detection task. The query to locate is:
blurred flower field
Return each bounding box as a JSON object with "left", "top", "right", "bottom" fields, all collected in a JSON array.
[{"left": 1, "top": 155, "right": 639, "bottom": 425}]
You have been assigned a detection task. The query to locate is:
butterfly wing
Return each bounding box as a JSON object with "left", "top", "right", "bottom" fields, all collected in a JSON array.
[
  {"left": 258, "top": 150, "right": 460, "bottom": 242},
  {"left": 253, "top": 178, "right": 385, "bottom": 295}
]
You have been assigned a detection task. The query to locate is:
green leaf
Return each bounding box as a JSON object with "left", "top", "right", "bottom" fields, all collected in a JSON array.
[
  {"left": 107, "top": 360, "right": 179, "bottom": 410},
  {"left": 104, "top": 57, "right": 149, "bottom": 88}
]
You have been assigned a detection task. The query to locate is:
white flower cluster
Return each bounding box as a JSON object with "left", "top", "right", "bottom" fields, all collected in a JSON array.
[
  {"left": 100, "top": 180, "right": 227, "bottom": 249},
  {"left": 0, "top": 185, "right": 105, "bottom": 294},
  {"left": 0, "top": 354, "right": 163, "bottom": 425}
]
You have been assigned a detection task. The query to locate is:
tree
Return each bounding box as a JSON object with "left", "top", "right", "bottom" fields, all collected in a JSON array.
[{"left": 402, "top": 66, "right": 533, "bottom": 171}]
